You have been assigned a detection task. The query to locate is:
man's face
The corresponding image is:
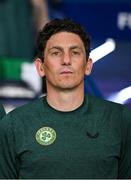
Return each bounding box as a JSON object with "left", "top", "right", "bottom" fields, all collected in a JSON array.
[{"left": 36, "top": 32, "right": 92, "bottom": 91}]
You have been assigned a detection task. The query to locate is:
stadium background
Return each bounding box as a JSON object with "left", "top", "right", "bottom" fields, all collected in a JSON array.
[{"left": 0, "top": 0, "right": 130, "bottom": 112}]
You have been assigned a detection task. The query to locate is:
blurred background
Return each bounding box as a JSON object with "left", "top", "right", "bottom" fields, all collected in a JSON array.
[{"left": 0, "top": 0, "right": 130, "bottom": 112}]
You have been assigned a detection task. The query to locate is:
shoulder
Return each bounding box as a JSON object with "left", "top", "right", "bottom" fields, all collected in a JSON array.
[
  {"left": 13, "top": 97, "right": 43, "bottom": 114},
  {"left": 0, "top": 97, "right": 43, "bottom": 128},
  {"left": 10, "top": 98, "right": 42, "bottom": 116},
  {"left": 87, "top": 94, "right": 131, "bottom": 122},
  {"left": 88, "top": 94, "right": 125, "bottom": 111}
]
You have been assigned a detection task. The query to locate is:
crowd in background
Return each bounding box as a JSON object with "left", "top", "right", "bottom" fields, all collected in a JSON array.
[{"left": 0, "top": 0, "right": 64, "bottom": 112}]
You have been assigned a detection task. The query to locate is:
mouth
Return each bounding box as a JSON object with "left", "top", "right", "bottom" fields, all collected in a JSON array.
[
  {"left": 60, "top": 71, "right": 73, "bottom": 75},
  {"left": 60, "top": 68, "right": 73, "bottom": 75}
]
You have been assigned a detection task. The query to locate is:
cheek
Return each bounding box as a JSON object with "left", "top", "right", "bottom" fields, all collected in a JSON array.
[
  {"left": 76, "top": 63, "right": 87, "bottom": 74},
  {"left": 44, "top": 63, "right": 58, "bottom": 78},
  {"left": 44, "top": 61, "right": 53, "bottom": 72}
]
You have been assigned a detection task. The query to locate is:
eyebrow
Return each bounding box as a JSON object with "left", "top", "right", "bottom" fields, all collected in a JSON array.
[
  {"left": 48, "top": 46, "right": 84, "bottom": 52},
  {"left": 48, "top": 46, "right": 63, "bottom": 52}
]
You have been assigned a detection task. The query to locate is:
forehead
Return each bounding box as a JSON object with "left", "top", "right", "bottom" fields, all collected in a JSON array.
[{"left": 46, "top": 32, "right": 84, "bottom": 48}]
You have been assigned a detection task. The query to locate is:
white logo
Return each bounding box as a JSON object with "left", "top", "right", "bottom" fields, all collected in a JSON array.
[{"left": 36, "top": 127, "right": 56, "bottom": 146}]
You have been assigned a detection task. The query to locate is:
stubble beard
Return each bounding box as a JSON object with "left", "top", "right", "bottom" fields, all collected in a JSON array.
[{"left": 46, "top": 76, "right": 84, "bottom": 93}]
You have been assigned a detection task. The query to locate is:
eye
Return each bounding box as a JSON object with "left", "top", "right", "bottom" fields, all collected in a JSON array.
[
  {"left": 51, "top": 51, "right": 61, "bottom": 56},
  {"left": 52, "top": 51, "right": 59, "bottom": 55},
  {"left": 72, "top": 50, "right": 81, "bottom": 56}
]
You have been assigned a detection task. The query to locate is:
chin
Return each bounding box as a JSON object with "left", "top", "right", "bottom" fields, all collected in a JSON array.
[
  {"left": 53, "top": 78, "right": 83, "bottom": 90},
  {"left": 58, "top": 82, "right": 82, "bottom": 90}
]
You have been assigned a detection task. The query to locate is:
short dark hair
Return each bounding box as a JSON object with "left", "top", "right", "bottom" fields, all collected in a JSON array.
[{"left": 35, "top": 18, "right": 91, "bottom": 61}]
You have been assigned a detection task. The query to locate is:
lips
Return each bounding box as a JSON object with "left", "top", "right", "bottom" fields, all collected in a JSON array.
[
  {"left": 60, "top": 68, "right": 73, "bottom": 74},
  {"left": 60, "top": 71, "right": 73, "bottom": 74}
]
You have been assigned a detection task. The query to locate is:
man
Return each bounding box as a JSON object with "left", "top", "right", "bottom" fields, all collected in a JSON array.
[
  {"left": 0, "top": 18, "right": 131, "bottom": 179},
  {"left": 0, "top": 103, "right": 6, "bottom": 119}
]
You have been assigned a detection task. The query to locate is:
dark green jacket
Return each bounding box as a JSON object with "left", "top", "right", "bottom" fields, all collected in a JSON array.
[
  {"left": 0, "top": 103, "right": 6, "bottom": 120},
  {"left": 0, "top": 95, "right": 131, "bottom": 179}
]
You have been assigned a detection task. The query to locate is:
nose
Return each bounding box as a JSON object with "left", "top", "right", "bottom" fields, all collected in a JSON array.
[{"left": 62, "top": 52, "right": 71, "bottom": 65}]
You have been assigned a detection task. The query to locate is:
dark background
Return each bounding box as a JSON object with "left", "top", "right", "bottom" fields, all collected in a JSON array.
[
  {"left": 58, "top": 0, "right": 131, "bottom": 108},
  {"left": 0, "top": 0, "right": 130, "bottom": 111}
]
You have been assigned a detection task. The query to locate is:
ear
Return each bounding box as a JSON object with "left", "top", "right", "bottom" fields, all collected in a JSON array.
[
  {"left": 85, "top": 58, "right": 93, "bottom": 75},
  {"left": 34, "top": 58, "right": 45, "bottom": 77}
]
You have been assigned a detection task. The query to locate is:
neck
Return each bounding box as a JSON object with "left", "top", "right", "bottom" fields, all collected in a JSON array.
[{"left": 46, "top": 85, "right": 84, "bottom": 112}]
